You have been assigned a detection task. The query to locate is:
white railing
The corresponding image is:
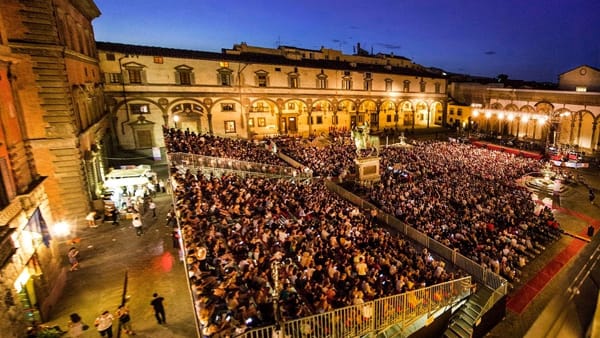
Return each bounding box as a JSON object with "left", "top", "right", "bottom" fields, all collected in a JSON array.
[
  {"left": 238, "top": 277, "right": 471, "bottom": 338},
  {"left": 168, "top": 152, "right": 312, "bottom": 179}
]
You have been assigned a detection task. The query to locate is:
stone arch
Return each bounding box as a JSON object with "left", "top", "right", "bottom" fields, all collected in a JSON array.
[
  {"left": 414, "top": 101, "right": 428, "bottom": 127},
  {"left": 575, "top": 110, "right": 594, "bottom": 149},
  {"left": 490, "top": 102, "right": 503, "bottom": 110},
  {"left": 358, "top": 99, "right": 378, "bottom": 129},
  {"left": 504, "top": 103, "right": 519, "bottom": 112},
  {"left": 379, "top": 100, "right": 398, "bottom": 130},
  {"left": 399, "top": 100, "right": 414, "bottom": 127},
  {"left": 336, "top": 99, "right": 357, "bottom": 129},
  {"left": 248, "top": 98, "right": 279, "bottom": 136},
  {"left": 430, "top": 101, "right": 444, "bottom": 127},
  {"left": 168, "top": 99, "right": 208, "bottom": 134},
  {"left": 279, "top": 99, "right": 309, "bottom": 135},
  {"left": 111, "top": 97, "right": 164, "bottom": 149}
]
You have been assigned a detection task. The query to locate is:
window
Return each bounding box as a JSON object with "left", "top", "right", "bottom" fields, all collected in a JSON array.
[
  {"left": 420, "top": 80, "right": 426, "bottom": 92},
  {"left": 385, "top": 79, "right": 393, "bottom": 92},
  {"left": 108, "top": 73, "right": 122, "bottom": 83},
  {"left": 288, "top": 103, "right": 296, "bottom": 110},
  {"left": 457, "top": 109, "right": 463, "bottom": 116},
  {"left": 224, "top": 121, "right": 236, "bottom": 133},
  {"left": 106, "top": 53, "right": 115, "bottom": 61},
  {"left": 256, "top": 71, "right": 268, "bottom": 87},
  {"left": 128, "top": 69, "right": 142, "bottom": 84},
  {"left": 130, "top": 104, "right": 149, "bottom": 114},
  {"left": 403, "top": 80, "right": 410, "bottom": 93},
  {"left": 135, "top": 130, "right": 153, "bottom": 148},
  {"left": 576, "top": 86, "right": 587, "bottom": 92},
  {"left": 289, "top": 73, "right": 299, "bottom": 88},
  {"left": 386, "top": 115, "right": 392, "bottom": 122},
  {"left": 364, "top": 73, "right": 372, "bottom": 90},
  {"left": 153, "top": 56, "right": 163, "bottom": 64},
  {"left": 257, "top": 118, "right": 266, "bottom": 127},
  {"left": 221, "top": 103, "right": 235, "bottom": 111},
  {"left": 449, "top": 109, "right": 454, "bottom": 115},
  {"left": 317, "top": 71, "right": 328, "bottom": 89},
  {"left": 217, "top": 68, "right": 233, "bottom": 86},
  {"left": 342, "top": 77, "right": 352, "bottom": 90},
  {"left": 178, "top": 70, "right": 191, "bottom": 85},
  {"left": 316, "top": 116, "right": 323, "bottom": 124},
  {"left": 248, "top": 118, "right": 254, "bottom": 127},
  {"left": 435, "top": 82, "right": 441, "bottom": 94},
  {"left": 175, "top": 65, "right": 193, "bottom": 85},
  {"left": 219, "top": 61, "right": 229, "bottom": 68},
  {"left": 275, "top": 67, "right": 281, "bottom": 72}
]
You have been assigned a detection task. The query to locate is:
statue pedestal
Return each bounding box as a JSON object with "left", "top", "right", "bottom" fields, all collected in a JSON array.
[{"left": 355, "top": 157, "right": 380, "bottom": 182}]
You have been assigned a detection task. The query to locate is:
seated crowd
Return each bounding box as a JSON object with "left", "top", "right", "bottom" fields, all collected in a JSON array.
[
  {"left": 164, "top": 128, "right": 287, "bottom": 167},
  {"left": 369, "top": 141, "right": 558, "bottom": 282},
  {"left": 164, "top": 130, "right": 561, "bottom": 336},
  {"left": 171, "top": 171, "right": 456, "bottom": 336},
  {"left": 273, "top": 134, "right": 357, "bottom": 178}
]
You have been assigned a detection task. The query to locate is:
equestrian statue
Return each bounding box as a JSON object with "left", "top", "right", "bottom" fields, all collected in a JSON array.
[{"left": 351, "top": 121, "right": 380, "bottom": 157}]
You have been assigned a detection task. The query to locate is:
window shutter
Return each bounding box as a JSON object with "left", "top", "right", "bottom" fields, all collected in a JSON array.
[{"left": 175, "top": 71, "right": 181, "bottom": 84}]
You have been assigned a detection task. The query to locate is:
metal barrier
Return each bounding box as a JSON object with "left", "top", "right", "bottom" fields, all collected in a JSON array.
[
  {"left": 168, "top": 152, "right": 312, "bottom": 179},
  {"left": 237, "top": 278, "right": 471, "bottom": 338}
]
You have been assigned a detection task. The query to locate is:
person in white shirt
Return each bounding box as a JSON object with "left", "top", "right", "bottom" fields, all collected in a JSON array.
[
  {"left": 94, "top": 310, "right": 114, "bottom": 338},
  {"left": 132, "top": 216, "right": 143, "bottom": 236}
]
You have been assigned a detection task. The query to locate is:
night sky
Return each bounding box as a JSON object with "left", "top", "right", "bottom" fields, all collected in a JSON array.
[{"left": 93, "top": 0, "right": 600, "bottom": 83}]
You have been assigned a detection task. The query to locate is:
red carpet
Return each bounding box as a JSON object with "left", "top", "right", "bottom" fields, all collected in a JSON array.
[{"left": 506, "top": 233, "right": 585, "bottom": 314}]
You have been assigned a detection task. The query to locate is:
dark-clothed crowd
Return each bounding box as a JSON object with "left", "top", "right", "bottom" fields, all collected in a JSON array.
[{"left": 164, "top": 129, "right": 561, "bottom": 336}]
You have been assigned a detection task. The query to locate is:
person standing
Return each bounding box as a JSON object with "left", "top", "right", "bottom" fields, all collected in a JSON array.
[
  {"left": 94, "top": 310, "right": 114, "bottom": 338},
  {"left": 150, "top": 293, "right": 166, "bottom": 324},
  {"left": 589, "top": 188, "right": 596, "bottom": 205},
  {"left": 116, "top": 304, "right": 135, "bottom": 335},
  {"left": 132, "top": 216, "right": 143, "bottom": 236},
  {"left": 67, "top": 313, "right": 86, "bottom": 338},
  {"left": 149, "top": 199, "right": 157, "bottom": 218},
  {"left": 68, "top": 247, "right": 79, "bottom": 271}
]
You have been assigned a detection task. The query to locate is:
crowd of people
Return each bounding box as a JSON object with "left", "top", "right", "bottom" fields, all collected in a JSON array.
[
  {"left": 272, "top": 133, "right": 357, "bottom": 179},
  {"left": 170, "top": 170, "right": 457, "bottom": 336},
  {"left": 164, "top": 129, "right": 562, "bottom": 336},
  {"left": 164, "top": 128, "right": 287, "bottom": 167},
  {"left": 368, "top": 141, "right": 559, "bottom": 282}
]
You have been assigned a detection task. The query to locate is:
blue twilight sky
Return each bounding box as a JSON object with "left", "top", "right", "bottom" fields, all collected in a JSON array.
[{"left": 93, "top": 0, "right": 600, "bottom": 83}]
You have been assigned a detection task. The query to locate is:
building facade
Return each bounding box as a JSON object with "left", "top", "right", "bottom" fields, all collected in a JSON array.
[
  {"left": 97, "top": 42, "right": 448, "bottom": 150},
  {"left": 449, "top": 70, "right": 600, "bottom": 153},
  {"left": 0, "top": 0, "right": 109, "bottom": 334}
]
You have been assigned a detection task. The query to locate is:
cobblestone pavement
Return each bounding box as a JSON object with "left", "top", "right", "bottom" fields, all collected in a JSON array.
[{"left": 45, "top": 163, "right": 198, "bottom": 338}]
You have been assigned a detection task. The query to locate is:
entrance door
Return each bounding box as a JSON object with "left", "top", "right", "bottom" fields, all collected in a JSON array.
[
  {"left": 280, "top": 117, "right": 287, "bottom": 134},
  {"left": 280, "top": 117, "right": 297, "bottom": 134},
  {"left": 288, "top": 117, "right": 297, "bottom": 133}
]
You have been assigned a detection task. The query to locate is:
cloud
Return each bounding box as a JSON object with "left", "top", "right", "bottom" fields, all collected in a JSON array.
[
  {"left": 377, "top": 43, "right": 402, "bottom": 50},
  {"left": 484, "top": 51, "right": 496, "bottom": 55}
]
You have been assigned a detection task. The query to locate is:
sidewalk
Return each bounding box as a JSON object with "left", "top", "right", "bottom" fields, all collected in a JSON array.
[{"left": 46, "top": 165, "right": 198, "bottom": 337}]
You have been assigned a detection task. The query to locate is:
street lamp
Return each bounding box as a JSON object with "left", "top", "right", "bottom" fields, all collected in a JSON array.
[{"left": 173, "top": 114, "right": 180, "bottom": 129}]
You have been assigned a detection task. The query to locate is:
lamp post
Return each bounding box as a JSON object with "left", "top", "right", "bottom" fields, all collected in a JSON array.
[{"left": 173, "top": 114, "right": 180, "bottom": 129}]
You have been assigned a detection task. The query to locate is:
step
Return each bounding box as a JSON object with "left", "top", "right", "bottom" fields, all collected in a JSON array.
[
  {"left": 462, "top": 307, "right": 479, "bottom": 321},
  {"left": 443, "top": 329, "right": 462, "bottom": 338},
  {"left": 449, "top": 322, "right": 471, "bottom": 337},
  {"left": 454, "top": 317, "right": 473, "bottom": 334},
  {"left": 457, "top": 312, "right": 476, "bottom": 326}
]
